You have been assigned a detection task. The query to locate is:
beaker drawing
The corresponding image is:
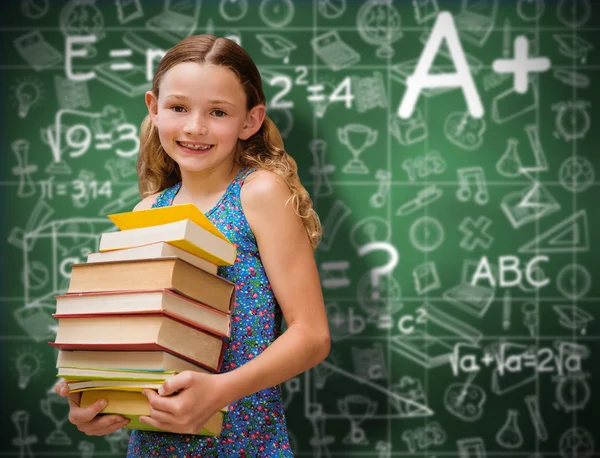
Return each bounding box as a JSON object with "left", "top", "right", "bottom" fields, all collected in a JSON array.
[
  {"left": 497, "top": 138, "right": 521, "bottom": 178},
  {"left": 496, "top": 409, "right": 523, "bottom": 449}
]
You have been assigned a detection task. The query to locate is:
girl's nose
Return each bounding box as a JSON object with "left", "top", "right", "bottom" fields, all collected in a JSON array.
[{"left": 184, "top": 115, "right": 208, "bottom": 136}]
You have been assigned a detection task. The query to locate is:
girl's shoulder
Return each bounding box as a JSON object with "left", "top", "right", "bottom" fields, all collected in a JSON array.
[
  {"left": 241, "top": 169, "right": 287, "bottom": 196},
  {"left": 240, "top": 169, "right": 293, "bottom": 226},
  {"left": 132, "top": 191, "right": 162, "bottom": 211}
]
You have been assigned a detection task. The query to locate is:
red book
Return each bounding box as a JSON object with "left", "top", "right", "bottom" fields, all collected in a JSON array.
[
  {"left": 55, "top": 289, "right": 231, "bottom": 338},
  {"left": 50, "top": 314, "right": 225, "bottom": 372}
]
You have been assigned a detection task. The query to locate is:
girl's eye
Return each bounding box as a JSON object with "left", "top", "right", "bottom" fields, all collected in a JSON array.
[
  {"left": 171, "top": 105, "right": 186, "bottom": 113},
  {"left": 212, "top": 109, "right": 227, "bottom": 117}
]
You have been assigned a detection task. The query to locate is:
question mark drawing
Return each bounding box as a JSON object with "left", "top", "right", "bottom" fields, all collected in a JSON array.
[{"left": 358, "top": 242, "right": 399, "bottom": 300}]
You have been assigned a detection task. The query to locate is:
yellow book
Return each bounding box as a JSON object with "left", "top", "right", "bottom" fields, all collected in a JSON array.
[
  {"left": 57, "top": 367, "right": 177, "bottom": 383},
  {"left": 99, "top": 220, "right": 236, "bottom": 266},
  {"left": 109, "top": 204, "right": 229, "bottom": 242},
  {"left": 81, "top": 390, "right": 226, "bottom": 436}
]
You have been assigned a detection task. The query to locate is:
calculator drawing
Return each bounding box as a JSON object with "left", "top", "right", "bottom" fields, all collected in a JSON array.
[
  {"left": 14, "top": 30, "right": 62, "bottom": 71},
  {"left": 311, "top": 31, "right": 360, "bottom": 71}
]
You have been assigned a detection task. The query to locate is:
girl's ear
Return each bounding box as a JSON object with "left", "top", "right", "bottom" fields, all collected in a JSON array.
[
  {"left": 239, "top": 104, "right": 266, "bottom": 140},
  {"left": 145, "top": 91, "right": 159, "bottom": 128}
]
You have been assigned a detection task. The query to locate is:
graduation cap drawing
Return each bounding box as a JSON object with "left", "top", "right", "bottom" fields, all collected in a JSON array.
[
  {"left": 553, "top": 34, "right": 594, "bottom": 61},
  {"left": 553, "top": 305, "right": 594, "bottom": 335},
  {"left": 256, "top": 34, "right": 297, "bottom": 64}
]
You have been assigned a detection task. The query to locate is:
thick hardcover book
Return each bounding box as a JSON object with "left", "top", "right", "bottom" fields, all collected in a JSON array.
[
  {"left": 67, "top": 257, "right": 235, "bottom": 314},
  {"left": 51, "top": 314, "right": 225, "bottom": 372},
  {"left": 55, "top": 289, "right": 231, "bottom": 337},
  {"left": 87, "top": 241, "right": 218, "bottom": 275}
]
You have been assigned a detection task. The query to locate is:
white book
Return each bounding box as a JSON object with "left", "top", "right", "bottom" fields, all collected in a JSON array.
[
  {"left": 56, "top": 350, "right": 208, "bottom": 373},
  {"left": 99, "top": 219, "right": 236, "bottom": 266},
  {"left": 87, "top": 241, "right": 218, "bottom": 275}
]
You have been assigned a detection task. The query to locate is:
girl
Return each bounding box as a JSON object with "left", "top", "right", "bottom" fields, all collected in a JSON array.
[{"left": 55, "top": 34, "right": 330, "bottom": 456}]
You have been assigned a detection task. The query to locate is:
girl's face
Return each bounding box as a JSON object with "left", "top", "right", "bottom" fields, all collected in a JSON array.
[{"left": 146, "top": 62, "right": 263, "bottom": 173}]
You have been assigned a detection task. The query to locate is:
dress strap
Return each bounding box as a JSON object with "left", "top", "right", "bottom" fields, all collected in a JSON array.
[
  {"left": 237, "top": 167, "right": 256, "bottom": 185},
  {"left": 211, "top": 167, "right": 255, "bottom": 212},
  {"left": 232, "top": 167, "right": 256, "bottom": 198},
  {"left": 151, "top": 182, "right": 181, "bottom": 208}
]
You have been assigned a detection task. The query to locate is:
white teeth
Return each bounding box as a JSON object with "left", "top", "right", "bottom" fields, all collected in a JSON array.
[{"left": 179, "top": 142, "right": 211, "bottom": 150}]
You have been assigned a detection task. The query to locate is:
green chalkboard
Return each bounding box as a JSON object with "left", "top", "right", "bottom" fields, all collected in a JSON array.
[{"left": 1, "top": 0, "right": 599, "bottom": 456}]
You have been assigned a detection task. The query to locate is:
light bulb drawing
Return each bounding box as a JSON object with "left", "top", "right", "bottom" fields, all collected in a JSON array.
[
  {"left": 11, "top": 78, "right": 43, "bottom": 119},
  {"left": 14, "top": 349, "right": 42, "bottom": 390},
  {"left": 16, "top": 81, "right": 40, "bottom": 118}
]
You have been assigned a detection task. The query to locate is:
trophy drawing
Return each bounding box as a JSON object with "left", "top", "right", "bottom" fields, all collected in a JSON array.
[
  {"left": 338, "top": 124, "right": 378, "bottom": 174},
  {"left": 40, "top": 391, "right": 71, "bottom": 445}
]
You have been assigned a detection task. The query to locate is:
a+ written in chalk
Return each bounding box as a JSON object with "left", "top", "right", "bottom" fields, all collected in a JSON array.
[{"left": 492, "top": 36, "right": 551, "bottom": 94}]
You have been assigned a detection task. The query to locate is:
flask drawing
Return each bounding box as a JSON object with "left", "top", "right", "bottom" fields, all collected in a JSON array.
[
  {"left": 497, "top": 138, "right": 522, "bottom": 178},
  {"left": 496, "top": 409, "right": 524, "bottom": 449}
]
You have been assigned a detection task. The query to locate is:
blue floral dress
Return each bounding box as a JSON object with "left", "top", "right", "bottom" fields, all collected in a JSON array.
[{"left": 127, "top": 167, "right": 293, "bottom": 457}]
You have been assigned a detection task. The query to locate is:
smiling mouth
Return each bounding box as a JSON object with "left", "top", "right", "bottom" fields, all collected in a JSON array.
[{"left": 177, "top": 141, "right": 214, "bottom": 151}]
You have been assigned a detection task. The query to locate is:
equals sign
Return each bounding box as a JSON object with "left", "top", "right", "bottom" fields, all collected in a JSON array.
[
  {"left": 95, "top": 133, "right": 112, "bottom": 150},
  {"left": 307, "top": 84, "right": 326, "bottom": 102},
  {"left": 55, "top": 184, "right": 67, "bottom": 195},
  {"left": 109, "top": 49, "right": 134, "bottom": 71}
]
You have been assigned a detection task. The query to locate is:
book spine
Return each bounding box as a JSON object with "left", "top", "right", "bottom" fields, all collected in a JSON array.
[
  {"left": 49, "top": 342, "right": 220, "bottom": 373},
  {"left": 53, "top": 311, "right": 229, "bottom": 338}
]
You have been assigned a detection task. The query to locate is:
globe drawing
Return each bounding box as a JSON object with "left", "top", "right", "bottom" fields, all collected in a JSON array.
[
  {"left": 60, "top": 0, "right": 105, "bottom": 56},
  {"left": 559, "top": 156, "right": 594, "bottom": 193},
  {"left": 357, "top": 0, "right": 402, "bottom": 59},
  {"left": 558, "top": 427, "right": 594, "bottom": 458}
]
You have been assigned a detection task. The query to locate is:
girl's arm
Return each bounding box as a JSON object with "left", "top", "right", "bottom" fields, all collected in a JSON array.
[{"left": 219, "top": 169, "right": 331, "bottom": 400}]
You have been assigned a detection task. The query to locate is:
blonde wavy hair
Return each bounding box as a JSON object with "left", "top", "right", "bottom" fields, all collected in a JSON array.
[{"left": 137, "top": 34, "right": 322, "bottom": 249}]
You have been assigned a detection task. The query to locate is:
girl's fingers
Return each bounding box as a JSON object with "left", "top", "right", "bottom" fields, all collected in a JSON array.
[
  {"left": 54, "top": 380, "right": 68, "bottom": 397},
  {"left": 146, "top": 405, "right": 175, "bottom": 424},
  {"left": 57, "top": 382, "right": 83, "bottom": 410},
  {"left": 83, "top": 416, "right": 130, "bottom": 436},
  {"left": 62, "top": 386, "right": 130, "bottom": 436},
  {"left": 142, "top": 389, "right": 175, "bottom": 423},
  {"left": 69, "top": 398, "right": 108, "bottom": 425}
]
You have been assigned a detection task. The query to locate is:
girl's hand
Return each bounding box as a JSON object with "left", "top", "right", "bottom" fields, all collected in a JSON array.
[
  {"left": 140, "top": 371, "right": 228, "bottom": 435},
  {"left": 54, "top": 379, "right": 130, "bottom": 436}
]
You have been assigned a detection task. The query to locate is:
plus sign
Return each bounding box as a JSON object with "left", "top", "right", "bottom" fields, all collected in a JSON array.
[
  {"left": 481, "top": 353, "right": 494, "bottom": 367},
  {"left": 492, "top": 36, "right": 551, "bottom": 94},
  {"left": 331, "top": 313, "right": 346, "bottom": 328}
]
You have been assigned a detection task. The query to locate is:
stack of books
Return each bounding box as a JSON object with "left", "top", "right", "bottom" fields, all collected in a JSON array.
[{"left": 50, "top": 204, "right": 237, "bottom": 435}]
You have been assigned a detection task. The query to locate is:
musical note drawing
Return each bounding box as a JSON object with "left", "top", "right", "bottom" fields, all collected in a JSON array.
[{"left": 456, "top": 167, "right": 489, "bottom": 205}]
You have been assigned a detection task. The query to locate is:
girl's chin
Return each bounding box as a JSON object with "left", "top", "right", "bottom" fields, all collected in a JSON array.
[{"left": 178, "top": 164, "right": 211, "bottom": 173}]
